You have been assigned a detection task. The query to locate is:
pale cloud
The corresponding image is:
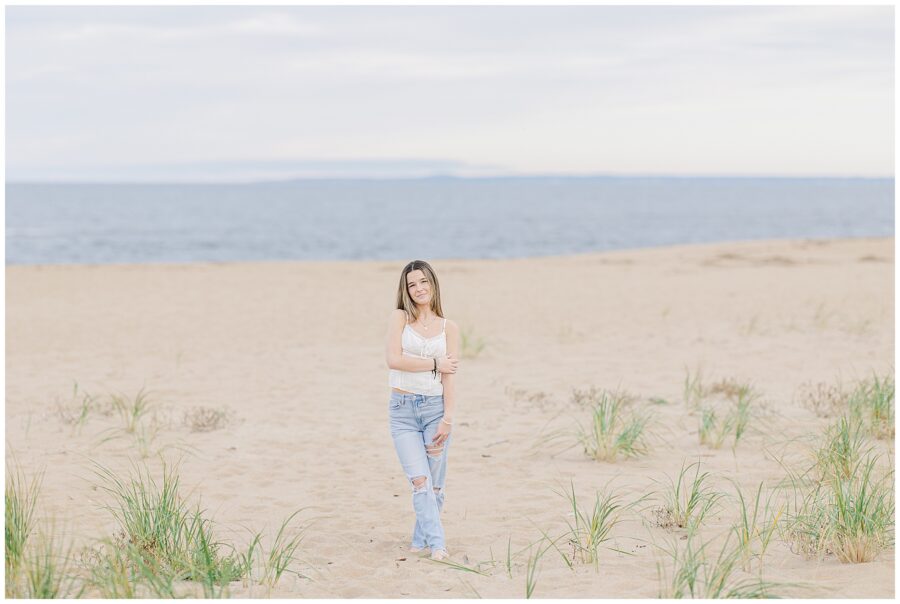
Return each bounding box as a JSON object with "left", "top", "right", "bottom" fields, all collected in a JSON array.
[{"left": 6, "top": 5, "right": 893, "bottom": 180}]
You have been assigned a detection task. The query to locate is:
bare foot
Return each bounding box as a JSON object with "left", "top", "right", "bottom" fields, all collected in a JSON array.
[
  {"left": 409, "top": 545, "right": 428, "bottom": 554},
  {"left": 430, "top": 548, "right": 449, "bottom": 561}
]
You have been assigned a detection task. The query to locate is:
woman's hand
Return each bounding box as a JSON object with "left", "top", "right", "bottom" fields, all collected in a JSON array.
[
  {"left": 432, "top": 418, "right": 452, "bottom": 448},
  {"left": 436, "top": 354, "right": 458, "bottom": 374}
]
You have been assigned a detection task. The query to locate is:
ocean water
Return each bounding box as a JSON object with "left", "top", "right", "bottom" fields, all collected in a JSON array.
[{"left": 5, "top": 177, "right": 894, "bottom": 265}]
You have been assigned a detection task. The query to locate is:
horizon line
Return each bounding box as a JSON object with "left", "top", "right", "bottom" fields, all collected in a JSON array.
[{"left": 6, "top": 172, "right": 895, "bottom": 186}]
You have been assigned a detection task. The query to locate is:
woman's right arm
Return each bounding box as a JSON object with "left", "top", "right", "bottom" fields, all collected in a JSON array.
[{"left": 385, "top": 309, "right": 457, "bottom": 373}]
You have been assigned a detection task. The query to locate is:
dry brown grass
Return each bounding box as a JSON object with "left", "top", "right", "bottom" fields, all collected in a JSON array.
[{"left": 182, "top": 406, "right": 233, "bottom": 433}]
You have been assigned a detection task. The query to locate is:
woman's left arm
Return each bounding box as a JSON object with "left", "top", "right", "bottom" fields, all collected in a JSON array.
[{"left": 435, "top": 320, "right": 459, "bottom": 444}]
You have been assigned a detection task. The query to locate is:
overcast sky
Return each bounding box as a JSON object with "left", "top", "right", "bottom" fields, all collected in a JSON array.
[{"left": 6, "top": 5, "right": 894, "bottom": 182}]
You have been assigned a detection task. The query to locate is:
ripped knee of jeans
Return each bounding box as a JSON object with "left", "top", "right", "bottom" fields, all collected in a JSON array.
[{"left": 410, "top": 475, "right": 428, "bottom": 494}]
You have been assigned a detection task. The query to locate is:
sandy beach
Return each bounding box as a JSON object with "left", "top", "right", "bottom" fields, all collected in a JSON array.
[{"left": 5, "top": 236, "right": 894, "bottom": 598}]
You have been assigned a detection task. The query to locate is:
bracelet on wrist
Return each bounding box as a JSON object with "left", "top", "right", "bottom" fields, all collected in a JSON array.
[{"left": 441, "top": 417, "right": 453, "bottom": 426}]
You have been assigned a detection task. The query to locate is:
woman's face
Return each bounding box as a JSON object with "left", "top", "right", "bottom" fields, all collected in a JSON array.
[{"left": 406, "top": 269, "right": 431, "bottom": 305}]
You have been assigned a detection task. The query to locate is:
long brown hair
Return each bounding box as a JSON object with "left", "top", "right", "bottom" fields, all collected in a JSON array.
[{"left": 396, "top": 260, "right": 444, "bottom": 322}]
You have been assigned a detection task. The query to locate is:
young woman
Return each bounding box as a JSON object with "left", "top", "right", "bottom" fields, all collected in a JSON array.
[{"left": 385, "top": 260, "right": 460, "bottom": 561}]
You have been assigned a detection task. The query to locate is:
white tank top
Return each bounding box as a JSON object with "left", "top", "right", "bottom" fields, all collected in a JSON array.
[{"left": 388, "top": 313, "right": 447, "bottom": 396}]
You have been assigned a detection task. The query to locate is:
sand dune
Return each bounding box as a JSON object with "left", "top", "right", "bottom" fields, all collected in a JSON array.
[{"left": 6, "top": 237, "right": 894, "bottom": 598}]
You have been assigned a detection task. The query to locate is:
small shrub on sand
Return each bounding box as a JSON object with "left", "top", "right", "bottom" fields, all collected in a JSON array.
[
  {"left": 576, "top": 392, "right": 649, "bottom": 461},
  {"left": 571, "top": 386, "right": 636, "bottom": 409},
  {"left": 652, "top": 461, "right": 724, "bottom": 531},
  {"left": 707, "top": 378, "right": 755, "bottom": 402},
  {"left": 780, "top": 455, "right": 894, "bottom": 563},
  {"left": 183, "top": 406, "right": 232, "bottom": 433},
  {"left": 795, "top": 380, "right": 848, "bottom": 418}
]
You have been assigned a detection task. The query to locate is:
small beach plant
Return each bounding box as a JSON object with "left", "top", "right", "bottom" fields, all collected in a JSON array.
[
  {"left": 554, "top": 480, "right": 625, "bottom": 568},
  {"left": 699, "top": 406, "right": 731, "bottom": 448},
  {"left": 5, "top": 463, "right": 43, "bottom": 589},
  {"left": 780, "top": 454, "right": 894, "bottom": 563},
  {"left": 795, "top": 380, "right": 848, "bottom": 418},
  {"left": 20, "top": 528, "right": 83, "bottom": 599},
  {"left": 183, "top": 406, "right": 231, "bottom": 433},
  {"left": 92, "top": 461, "right": 242, "bottom": 586},
  {"left": 656, "top": 530, "right": 786, "bottom": 598},
  {"left": 829, "top": 456, "right": 894, "bottom": 563},
  {"left": 698, "top": 388, "right": 755, "bottom": 449},
  {"left": 728, "top": 481, "right": 783, "bottom": 572},
  {"left": 524, "top": 537, "right": 551, "bottom": 599},
  {"left": 576, "top": 391, "right": 649, "bottom": 461},
  {"left": 847, "top": 372, "right": 895, "bottom": 439},
  {"left": 251, "top": 509, "right": 307, "bottom": 588},
  {"left": 56, "top": 382, "right": 101, "bottom": 432},
  {"left": 653, "top": 461, "right": 724, "bottom": 531},
  {"left": 732, "top": 389, "right": 753, "bottom": 444},
  {"left": 110, "top": 388, "right": 153, "bottom": 434},
  {"left": 683, "top": 366, "right": 705, "bottom": 409},
  {"left": 814, "top": 415, "right": 871, "bottom": 482},
  {"left": 84, "top": 539, "right": 179, "bottom": 598}
]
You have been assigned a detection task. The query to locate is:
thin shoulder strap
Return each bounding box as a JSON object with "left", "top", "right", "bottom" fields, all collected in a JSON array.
[
  {"left": 442, "top": 318, "right": 447, "bottom": 332},
  {"left": 404, "top": 311, "right": 410, "bottom": 324}
]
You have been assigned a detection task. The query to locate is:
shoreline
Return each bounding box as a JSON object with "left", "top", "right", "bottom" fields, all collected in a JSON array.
[{"left": 4, "top": 234, "right": 894, "bottom": 270}]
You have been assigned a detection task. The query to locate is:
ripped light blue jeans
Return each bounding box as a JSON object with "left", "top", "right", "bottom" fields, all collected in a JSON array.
[{"left": 389, "top": 392, "right": 451, "bottom": 551}]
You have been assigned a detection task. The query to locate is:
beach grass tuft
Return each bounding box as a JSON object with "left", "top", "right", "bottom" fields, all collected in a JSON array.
[
  {"left": 814, "top": 415, "right": 872, "bottom": 481},
  {"left": 242, "top": 509, "right": 308, "bottom": 588},
  {"left": 55, "top": 381, "right": 107, "bottom": 431},
  {"left": 683, "top": 366, "right": 706, "bottom": 409},
  {"left": 111, "top": 387, "right": 154, "bottom": 434},
  {"left": 652, "top": 461, "right": 724, "bottom": 531},
  {"left": 729, "top": 481, "right": 783, "bottom": 572},
  {"left": 780, "top": 453, "right": 894, "bottom": 563},
  {"left": 524, "top": 537, "right": 551, "bottom": 598},
  {"left": 576, "top": 390, "right": 649, "bottom": 461},
  {"left": 698, "top": 387, "right": 755, "bottom": 449},
  {"left": 92, "top": 460, "right": 243, "bottom": 590},
  {"left": 19, "top": 528, "right": 83, "bottom": 599},
  {"left": 554, "top": 480, "right": 625, "bottom": 568},
  {"left": 847, "top": 372, "right": 895, "bottom": 440},
  {"left": 5, "top": 463, "right": 43, "bottom": 588},
  {"left": 83, "top": 539, "right": 178, "bottom": 598},
  {"left": 656, "top": 529, "right": 787, "bottom": 598}
]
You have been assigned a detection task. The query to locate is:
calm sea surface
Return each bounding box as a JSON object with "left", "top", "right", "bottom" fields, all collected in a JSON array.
[{"left": 5, "top": 177, "right": 894, "bottom": 265}]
